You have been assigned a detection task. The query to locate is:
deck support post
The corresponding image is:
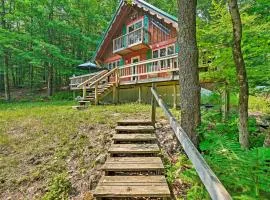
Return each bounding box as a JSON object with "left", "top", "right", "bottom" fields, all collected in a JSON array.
[
  {"left": 173, "top": 83, "right": 177, "bottom": 109},
  {"left": 138, "top": 85, "right": 142, "bottom": 103},
  {"left": 113, "top": 85, "right": 119, "bottom": 104},
  {"left": 222, "top": 84, "right": 230, "bottom": 120},
  {"left": 73, "top": 90, "right": 76, "bottom": 100},
  {"left": 151, "top": 83, "right": 157, "bottom": 126},
  {"left": 95, "top": 83, "right": 99, "bottom": 105},
  {"left": 83, "top": 86, "right": 86, "bottom": 100}
]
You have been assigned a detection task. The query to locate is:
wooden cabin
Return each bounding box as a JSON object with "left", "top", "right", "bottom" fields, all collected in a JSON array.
[{"left": 70, "top": 0, "right": 209, "bottom": 106}]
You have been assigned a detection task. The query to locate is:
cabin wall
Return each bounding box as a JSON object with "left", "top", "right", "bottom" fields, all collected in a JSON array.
[{"left": 99, "top": 5, "right": 178, "bottom": 82}]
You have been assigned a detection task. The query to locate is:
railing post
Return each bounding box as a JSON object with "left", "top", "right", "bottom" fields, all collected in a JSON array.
[
  {"left": 222, "top": 83, "right": 230, "bottom": 121},
  {"left": 115, "top": 68, "right": 119, "bottom": 87},
  {"left": 173, "top": 83, "right": 177, "bottom": 109},
  {"left": 95, "top": 83, "right": 99, "bottom": 105},
  {"left": 83, "top": 86, "right": 86, "bottom": 100},
  {"left": 151, "top": 83, "right": 156, "bottom": 126},
  {"left": 138, "top": 86, "right": 142, "bottom": 104}
]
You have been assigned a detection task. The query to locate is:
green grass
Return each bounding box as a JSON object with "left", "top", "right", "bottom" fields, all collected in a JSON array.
[{"left": 0, "top": 101, "right": 155, "bottom": 199}]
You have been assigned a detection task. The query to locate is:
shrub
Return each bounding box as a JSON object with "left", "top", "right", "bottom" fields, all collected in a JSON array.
[{"left": 42, "top": 173, "right": 72, "bottom": 200}]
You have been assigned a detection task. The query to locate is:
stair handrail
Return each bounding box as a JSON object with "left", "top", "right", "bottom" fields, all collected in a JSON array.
[
  {"left": 87, "top": 67, "right": 118, "bottom": 89},
  {"left": 150, "top": 83, "right": 232, "bottom": 200},
  {"left": 77, "top": 70, "right": 108, "bottom": 88}
]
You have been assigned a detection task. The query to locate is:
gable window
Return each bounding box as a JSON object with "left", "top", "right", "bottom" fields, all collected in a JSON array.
[{"left": 127, "top": 20, "right": 143, "bottom": 33}]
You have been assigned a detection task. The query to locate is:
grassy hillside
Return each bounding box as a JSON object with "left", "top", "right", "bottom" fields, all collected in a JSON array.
[{"left": 0, "top": 102, "right": 154, "bottom": 199}]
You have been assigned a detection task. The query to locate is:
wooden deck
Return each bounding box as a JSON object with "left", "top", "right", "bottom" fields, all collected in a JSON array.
[{"left": 93, "top": 119, "right": 171, "bottom": 199}]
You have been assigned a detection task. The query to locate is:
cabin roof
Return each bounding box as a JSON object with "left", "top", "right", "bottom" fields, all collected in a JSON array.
[{"left": 92, "top": 0, "right": 178, "bottom": 62}]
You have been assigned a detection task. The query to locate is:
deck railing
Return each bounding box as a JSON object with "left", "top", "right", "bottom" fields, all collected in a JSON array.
[
  {"left": 118, "top": 54, "right": 178, "bottom": 82},
  {"left": 151, "top": 84, "right": 232, "bottom": 200},
  {"left": 113, "top": 27, "right": 150, "bottom": 53},
  {"left": 70, "top": 55, "right": 210, "bottom": 89},
  {"left": 69, "top": 73, "right": 100, "bottom": 90}
]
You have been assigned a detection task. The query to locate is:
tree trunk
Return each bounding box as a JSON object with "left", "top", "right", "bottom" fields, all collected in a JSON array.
[
  {"left": 264, "top": 129, "right": 270, "bottom": 148},
  {"left": 177, "top": 0, "right": 201, "bottom": 147},
  {"left": 47, "top": 0, "right": 55, "bottom": 96},
  {"left": 4, "top": 51, "right": 11, "bottom": 101},
  {"left": 47, "top": 63, "right": 53, "bottom": 96},
  {"left": 1, "top": 0, "right": 11, "bottom": 101},
  {"left": 228, "top": 0, "right": 249, "bottom": 149}
]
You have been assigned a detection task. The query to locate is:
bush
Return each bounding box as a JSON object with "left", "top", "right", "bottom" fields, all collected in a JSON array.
[
  {"left": 42, "top": 173, "right": 72, "bottom": 200},
  {"left": 198, "top": 112, "right": 270, "bottom": 199}
]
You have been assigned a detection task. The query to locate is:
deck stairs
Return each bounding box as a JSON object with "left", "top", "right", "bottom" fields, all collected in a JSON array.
[
  {"left": 73, "top": 69, "right": 118, "bottom": 109},
  {"left": 78, "top": 82, "right": 114, "bottom": 105},
  {"left": 93, "top": 119, "right": 171, "bottom": 199}
]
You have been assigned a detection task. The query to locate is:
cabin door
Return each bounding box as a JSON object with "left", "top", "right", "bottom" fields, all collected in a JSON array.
[{"left": 131, "top": 56, "right": 140, "bottom": 81}]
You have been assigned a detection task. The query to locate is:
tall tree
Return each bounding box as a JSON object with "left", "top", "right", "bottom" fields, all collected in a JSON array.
[
  {"left": 1, "top": 0, "right": 11, "bottom": 101},
  {"left": 177, "top": 0, "right": 201, "bottom": 147},
  {"left": 228, "top": 0, "right": 249, "bottom": 149}
]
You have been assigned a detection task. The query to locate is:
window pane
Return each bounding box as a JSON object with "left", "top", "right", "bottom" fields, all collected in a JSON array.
[
  {"left": 153, "top": 50, "right": 159, "bottom": 58},
  {"left": 128, "top": 25, "right": 134, "bottom": 33},
  {"left": 117, "top": 61, "right": 120, "bottom": 66},
  {"left": 108, "top": 63, "right": 112, "bottom": 69},
  {"left": 135, "top": 21, "right": 142, "bottom": 29},
  {"left": 167, "top": 45, "right": 175, "bottom": 55},
  {"left": 160, "top": 48, "right": 166, "bottom": 57}
]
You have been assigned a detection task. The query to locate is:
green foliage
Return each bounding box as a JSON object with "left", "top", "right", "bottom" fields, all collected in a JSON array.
[
  {"left": 42, "top": 173, "right": 72, "bottom": 200},
  {"left": 198, "top": 0, "right": 270, "bottom": 91},
  {"left": 198, "top": 111, "right": 270, "bottom": 199},
  {"left": 201, "top": 92, "right": 221, "bottom": 106},
  {"left": 0, "top": 0, "right": 119, "bottom": 97},
  {"left": 165, "top": 155, "right": 210, "bottom": 199}
]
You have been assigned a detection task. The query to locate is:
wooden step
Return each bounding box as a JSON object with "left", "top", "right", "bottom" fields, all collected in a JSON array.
[
  {"left": 113, "top": 134, "right": 156, "bottom": 142},
  {"left": 116, "top": 125, "right": 155, "bottom": 133},
  {"left": 94, "top": 176, "right": 170, "bottom": 198},
  {"left": 117, "top": 119, "right": 153, "bottom": 126},
  {"left": 102, "top": 157, "right": 164, "bottom": 173},
  {"left": 84, "top": 97, "right": 94, "bottom": 100},
  {"left": 109, "top": 143, "right": 160, "bottom": 155},
  {"left": 72, "top": 105, "right": 87, "bottom": 110},
  {"left": 78, "top": 101, "right": 90, "bottom": 105}
]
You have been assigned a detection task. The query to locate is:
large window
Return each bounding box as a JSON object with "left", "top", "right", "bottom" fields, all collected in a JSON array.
[
  {"left": 167, "top": 45, "right": 175, "bottom": 55},
  {"left": 107, "top": 60, "right": 121, "bottom": 70},
  {"left": 152, "top": 44, "right": 176, "bottom": 58},
  {"left": 152, "top": 44, "right": 176, "bottom": 69}
]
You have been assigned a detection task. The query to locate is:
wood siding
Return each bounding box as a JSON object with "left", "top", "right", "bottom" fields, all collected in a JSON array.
[{"left": 99, "top": 4, "right": 177, "bottom": 81}]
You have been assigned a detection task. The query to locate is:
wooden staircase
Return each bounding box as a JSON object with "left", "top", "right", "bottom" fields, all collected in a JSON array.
[
  {"left": 78, "top": 82, "right": 114, "bottom": 106},
  {"left": 73, "top": 68, "right": 119, "bottom": 109},
  {"left": 93, "top": 120, "right": 171, "bottom": 200}
]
